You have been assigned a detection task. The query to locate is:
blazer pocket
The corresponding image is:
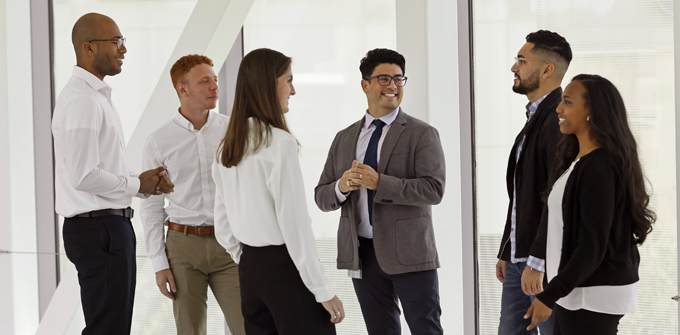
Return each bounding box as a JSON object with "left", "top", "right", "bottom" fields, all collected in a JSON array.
[
  {"left": 395, "top": 216, "right": 436, "bottom": 265},
  {"left": 337, "top": 217, "right": 354, "bottom": 263}
]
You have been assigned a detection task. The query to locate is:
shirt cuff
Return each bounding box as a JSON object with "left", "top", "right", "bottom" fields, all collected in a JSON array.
[
  {"left": 151, "top": 254, "right": 170, "bottom": 273},
  {"left": 125, "top": 175, "right": 141, "bottom": 198},
  {"left": 526, "top": 256, "right": 545, "bottom": 273},
  {"left": 334, "top": 180, "right": 349, "bottom": 202}
]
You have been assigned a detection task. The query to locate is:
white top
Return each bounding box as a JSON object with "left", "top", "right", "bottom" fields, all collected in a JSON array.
[
  {"left": 140, "top": 110, "right": 229, "bottom": 272},
  {"left": 334, "top": 107, "right": 400, "bottom": 238},
  {"left": 52, "top": 66, "right": 142, "bottom": 218},
  {"left": 547, "top": 159, "right": 638, "bottom": 314},
  {"left": 212, "top": 120, "right": 335, "bottom": 302}
]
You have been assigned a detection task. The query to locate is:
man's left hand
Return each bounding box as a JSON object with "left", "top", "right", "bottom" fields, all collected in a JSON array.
[
  {"left": 524, "top": 298, "right": 552, "bottom": 331},
  {"left": 350, "top": 160, "right": 380, "bottom": 190},
  {"left": 521, "top": 265, "right": 544, "bottom": 296}
]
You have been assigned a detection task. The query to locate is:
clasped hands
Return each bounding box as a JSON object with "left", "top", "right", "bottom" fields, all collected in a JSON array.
[
  {"left": 338, "top": 160, "right": 380, "bottom": 193},
  {"left": 139, "top": 165, "right": 174, "bottom": 195}
]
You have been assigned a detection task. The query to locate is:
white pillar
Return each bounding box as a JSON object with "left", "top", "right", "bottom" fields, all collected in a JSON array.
[
  {"left": 6, "top": 0, "right": 40, "bottom": 334},
  {"left": 0, "top": 0, "right": 15, "bottom": 332},
  {"left": 395, "top": 0, "right": 474, "bottom": 333}
]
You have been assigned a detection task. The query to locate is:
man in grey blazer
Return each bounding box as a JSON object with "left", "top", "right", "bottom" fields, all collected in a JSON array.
[{"left": 315, "top": 48, "right": 445, "bottom": 335}]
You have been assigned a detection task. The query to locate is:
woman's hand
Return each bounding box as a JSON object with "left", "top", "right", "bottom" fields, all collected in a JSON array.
[
  {"left": 524, "top": 298, "right": 552, "bottom": 330},
  {"left": 321, "top": 295, "right": 345, "bottom": 324}
]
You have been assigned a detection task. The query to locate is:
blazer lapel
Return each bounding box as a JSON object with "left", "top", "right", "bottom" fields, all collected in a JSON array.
[
  {"left": 343, "top": 117, "right": 364, "bottom": 170},
  {"left": 378, "top": 109, "right": 407, "bottom": 174},
  {"left": 345, "top": 117, "right": 365, "bottom": 221}
]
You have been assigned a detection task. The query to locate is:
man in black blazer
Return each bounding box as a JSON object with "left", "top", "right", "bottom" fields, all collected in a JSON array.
[
  {"left": 495, "top": 30, "right": 572, "bottom": 335},
  {"left": 315, "top": 48, "right": 445, "bottom": 334}
]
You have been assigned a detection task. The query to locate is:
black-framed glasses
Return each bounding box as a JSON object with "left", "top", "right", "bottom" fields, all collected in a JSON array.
[
  {"left": 88, "top": 37, "right": 126, "bottom": 50},
  {"left": 366, "top": 74, "right": 408, "bottom": 87}
]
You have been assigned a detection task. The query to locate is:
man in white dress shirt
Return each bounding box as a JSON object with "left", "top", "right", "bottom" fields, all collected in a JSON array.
[
  {"left": 52, "top": 13, "right": 174, "bottom": 335},
  {"left": 141, "top": 55, "right": 244, "bottom": 335}
]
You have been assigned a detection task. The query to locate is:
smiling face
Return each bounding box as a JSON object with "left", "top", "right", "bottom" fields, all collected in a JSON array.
[
  {"left": 180, "top": 63, "right": 219, "bottom": 111},
  {"left": 276, "top": 65, "right": 295, "bottom": 114},
  {"left": 91, "top": 18, "right": 126, "bottom": 79},
  {"left": 557, "top": 80, "right": 591, "bottom": 136},
  {"left": 511, "top": 42, "right": 542, "bottom": 96},
  {"left": 362, "top": 63, "right": 404, "bottom": 118}
]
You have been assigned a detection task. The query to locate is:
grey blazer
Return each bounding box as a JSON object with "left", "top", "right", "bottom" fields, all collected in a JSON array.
[{"left": 314, "top": 110, "right": 445, "bottom": 275}]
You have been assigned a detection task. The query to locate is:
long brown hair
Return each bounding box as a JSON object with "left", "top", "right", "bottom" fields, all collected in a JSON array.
[
  {"left": 553, "top": 74, "right": 655, "bottom": 245},
  {"left": 217, "top": 48, "right": 292, "bottom": 167}
]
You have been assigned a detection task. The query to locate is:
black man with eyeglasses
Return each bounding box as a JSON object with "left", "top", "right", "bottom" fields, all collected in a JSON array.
[
  {"left": 52, "top": 13, "right": 173, "bottom": 334},
  {"left": 315, "top": 48, "right": 446, "bottom": 334}
]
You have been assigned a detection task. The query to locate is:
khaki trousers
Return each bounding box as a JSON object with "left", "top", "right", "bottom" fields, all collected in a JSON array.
[{"left": 166, "top": 230, "right": 245, "bottom": 335}]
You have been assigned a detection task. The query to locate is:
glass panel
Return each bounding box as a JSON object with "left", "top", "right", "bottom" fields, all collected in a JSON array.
[
  {"left": 472, "top": 1, "right": 676, "bottom": 334},
  {"left": 243, "top": 1, "right": 398, "bottom": 334}
]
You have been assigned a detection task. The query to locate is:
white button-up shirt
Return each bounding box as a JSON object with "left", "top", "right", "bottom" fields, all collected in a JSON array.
[
  {"left": 212, "top": 121, "right": 335, "bottom": 303},
  {"left": 140, "top": 110, "right": 229, "bottom": 272},
  {"left": 334, "top": 107, "right": 400, "bottom": 238},
  {"left": 52, "top": 66, "right": 141, "bottom": 218}
]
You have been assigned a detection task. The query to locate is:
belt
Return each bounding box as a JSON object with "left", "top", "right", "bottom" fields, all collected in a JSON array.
[
  {"left": 168, "top": 222, "right": 215, "bottom": 236},
  {"left": 73, "top": 207, "right": 134, "bottom": 219}
]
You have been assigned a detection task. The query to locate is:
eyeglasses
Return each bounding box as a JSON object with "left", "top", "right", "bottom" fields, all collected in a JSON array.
[
  {"left": 366, "top": 75, "right": 408, "bottom": 87},
  {"left": 88, "top": 37, "right": 126, "bottom": 50},
  {"left": 514, "top": 57, "right": 549, "bottom": 66}
]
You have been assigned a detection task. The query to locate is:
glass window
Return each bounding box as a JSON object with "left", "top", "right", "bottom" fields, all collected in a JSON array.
[
  {"left": 472, "top": 1, "right": 676, "bottom": 334},
  {"left": 243, "top": 0, "right": 398, "bottom": 334}
]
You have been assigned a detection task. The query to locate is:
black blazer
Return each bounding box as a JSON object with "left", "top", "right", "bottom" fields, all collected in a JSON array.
[
  {"left": 533, "top": 148, "right": 640, "bottom": 308},
  {"left": 497, "top": 87, "right": 562, "bottom": 261}
]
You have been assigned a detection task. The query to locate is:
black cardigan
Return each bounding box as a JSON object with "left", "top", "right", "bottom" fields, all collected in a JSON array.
[
  {"left": 497, "top": 87, "right": 562, "bottom": 261},
  {"left": 532, "top": 148, "right": 640, "bottom": 309}
]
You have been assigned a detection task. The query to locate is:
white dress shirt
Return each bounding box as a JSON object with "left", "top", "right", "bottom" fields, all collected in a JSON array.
[
  {"left": 547, "top": 160, "right": 638, "bottom": 314},
  {"left": 141, "top": 110, "right": 229, "bottom": 273},
  {"left": 334, "top": 107, "right": 400, "bottom": 238},
  {"left": 212, "top": 120, "right": 335, "bottom": 303},
  {"left": 52, "top": 66, "right": 142, "bottom": 218}
]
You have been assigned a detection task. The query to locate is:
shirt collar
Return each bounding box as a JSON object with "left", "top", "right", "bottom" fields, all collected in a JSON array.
[
  {"left": 173, "top": 108, "right": 214, "bottom": 131},
  {"left": 72, "top": 65, "right": 111, "bottom": 96},
  {"left": 525, "top": 93, "right": 550, "bottom": 122},
  {"left": 363, "top": 107, "right": 400, "bottom": 130}
]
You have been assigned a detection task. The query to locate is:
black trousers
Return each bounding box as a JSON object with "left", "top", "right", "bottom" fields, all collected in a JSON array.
[
  {"left": 553, "top": 305, "right": 623, "bottom": 335},
  {"left": 352, "top": 237, "right": 443, "bottom": 335},
  {"left": 238, "top": 244, "right": 335, "bottom": 335},
  {"left": 63, "top": 215, "right": 136, "bottom": 335}
]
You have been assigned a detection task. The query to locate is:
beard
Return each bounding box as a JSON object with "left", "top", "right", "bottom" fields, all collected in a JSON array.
[
  {"left": 512, "top": 69, "right": 540, "bottom": 95},
  {"left": 93, "top": 52, "right": 121, "bottom": 77}
]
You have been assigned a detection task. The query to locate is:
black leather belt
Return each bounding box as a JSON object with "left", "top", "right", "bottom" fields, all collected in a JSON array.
[{"left": 73, "top": 207, "right": 134, "bottom": 219}]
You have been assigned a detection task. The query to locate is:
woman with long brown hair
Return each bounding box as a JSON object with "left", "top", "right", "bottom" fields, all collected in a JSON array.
[
  {"left": 525, "top": 74, "right": 655, "bottom": 334},
  {"left": 212, "top": 48, "right": 344, "bottom": 334}
]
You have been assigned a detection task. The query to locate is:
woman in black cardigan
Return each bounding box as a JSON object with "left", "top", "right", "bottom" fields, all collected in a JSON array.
[{"left": 524, "top": 74, "right": 655, "bottom": 334}]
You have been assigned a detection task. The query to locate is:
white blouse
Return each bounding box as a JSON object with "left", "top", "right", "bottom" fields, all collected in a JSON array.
[
  {"left": 212, "top": 121, "right": 335, "bottom": 303},
  {"left": 547, "top": 159, "right": 638, "bottom": 314}
]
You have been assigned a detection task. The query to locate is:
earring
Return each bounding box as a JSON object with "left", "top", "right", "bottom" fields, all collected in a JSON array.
[
  {"left": 91, "top": 53, "right": 94, "bottom": 56},
  {"left": 587, "top": 116, "right": 590, "bottom": 122},
  {"left": 542, "top": 76, "right": 545, "bottom": 79}
]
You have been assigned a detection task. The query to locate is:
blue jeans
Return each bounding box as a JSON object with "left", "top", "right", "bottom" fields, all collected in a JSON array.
[{"left": 498, "top": 261, "right": 554, "bottom": 335}]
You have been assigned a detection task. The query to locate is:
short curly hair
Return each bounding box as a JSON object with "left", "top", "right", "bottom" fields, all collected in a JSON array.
[{"left": 170, "top": 54, "right": 214, "bottom": 89}]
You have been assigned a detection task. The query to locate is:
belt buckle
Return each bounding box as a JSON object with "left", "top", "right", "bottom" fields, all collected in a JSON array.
[
  {"left": 124, "top": 207, "right": 134, "bottom": 219},
  {"left": 195, "top": 224, "right": 209, "bottom": 236}
]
